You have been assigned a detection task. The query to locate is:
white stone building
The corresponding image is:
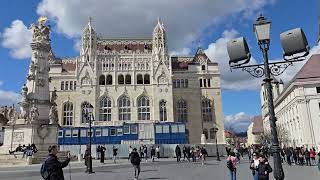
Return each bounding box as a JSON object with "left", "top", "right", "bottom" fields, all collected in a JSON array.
[
  {"left": 48, "top": 19, "right": 225, "bottom": 144},
  {"left": 247, "top": 116, "right": 263, "bottom": 145},
  {"left": 261, "top": 54, "right": 320, "bottom": 149}
]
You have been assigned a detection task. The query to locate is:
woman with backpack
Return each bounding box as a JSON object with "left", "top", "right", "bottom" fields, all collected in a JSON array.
[
  {"left": 258, "top": 155, "right": 272, "bottom": 180},
  {"left": 227, "top": 152, "right": 238, "bottom": 180},
  {"left": 130, "top": 148, "right": 141, "bottom": 180}
]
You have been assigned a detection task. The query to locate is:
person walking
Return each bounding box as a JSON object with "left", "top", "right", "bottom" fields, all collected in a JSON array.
[
  {"left": 227, "top": 152, "right": 237, "bottom": 180},
  {"left": 96, "top": 145, "right": 101, "bottom": 160},
  {"left": 42, "top": 145, "right": 71, "bottom": 180},
  {"left": 285, "top": 147, "right": 292, "bottom": 166},
  {"left": 304, "top": 149, "right": 311, "bottom": 166},
  {"left": 249, "top": 153, "right": 260, "bottom": 180},
  {"left": 113, "top": 146, "right": 118, "bottom": 163},
  {"left": 139, "top": 145, "right": 144, "bottom": 158},
  {"left": 130, "top": 148, "right": 141, "bottom": 180},
  {"left": 309, "top": 148, "right": 316, "bottom": 165},
  {"left": 200, "top": 147, "right": 208, "bottom": 165},
  {"left": 175, "top": 145, "right": 181, "bottom": 162},
  {"left": 156, "top": 146, "right": 160, "bottom": 159},
  {"left": 183, "top": 146, "right": 187, "bottom": 161},
  {"left": 257, "top": 155, "right": 272, "bottom": 180},
  {"left": 143, "top": 145, "right": 148, "bottom": 162},
  {"left": 317, "top": 151, "right": 320, "bottom": 171},
  {"left": 100, "top": 146, "right": 106, "bottom": 164},
  {"left": 128, "top": 146, "right": 133, "bottom": 161},
  {"left": 151, "top": 146, "right": 156, "bottom": 162},
  {"left": 84, "top": 146, "right": 90, "bottom": 173}
]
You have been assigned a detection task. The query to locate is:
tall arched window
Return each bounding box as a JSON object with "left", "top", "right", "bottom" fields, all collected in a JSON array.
[
  {"left": 99, "top": 97, "right": 112, "bottom": 121},
  {"left": 159, "top": 100, "right": 167, "bottom": 121},
  {"left": 203, "top": 128, "right": 208, "bottom": 139},
  {"left": 138, "top": 96, "right": 150, "bottom": 120},
  {"left": 63, "top": 102, "right": 73, "bottom": 125},
  {"left": 99, "top": 75, "right": 106, "bottom": 85},
  {"left": 177, "top": 100, "right": 187, "bottom": 122},
  {"left": 81, "top": 102, "right": 93, "bottom": 123},
  {"left": 61, "top": 81, "right": 65, "bottom": 90},
  {"left": 118, "top": 96, "right": 131, "bottom": 120},
  {"left": 144, "top": 74, "right": 150, "bottom": 84},
  {"left": 210, "top": 128, "right": 215, "bottom": 139},
  {"left": 202, "top": 65, "right": 206, "bottom": 70},
  {"left": 106, "top": 75, "right": 112, "bottom": 85},
  {"left": 137, "top": 74, "right": 143, "bottom": 84},
  {"left": 118, "top": 74, "right": 124, "bottom": 84},
  {"left": 202, "top": 98, "right": 212, "bottom": 122},
  {"left": 125, "top": 74, "right": 131, "bottom": 84}
]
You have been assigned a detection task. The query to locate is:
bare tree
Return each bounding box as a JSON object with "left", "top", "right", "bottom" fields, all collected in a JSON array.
[{"left": 258, "top": 126, "right": 290, "bottom": 146}]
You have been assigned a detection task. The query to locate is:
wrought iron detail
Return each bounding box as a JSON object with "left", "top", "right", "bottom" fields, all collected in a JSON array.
[
  {"left": 269, "top": 62, "right": 293, "bottom": 76},
  {"left": 242, "top": 65, "right": 265, "bottom": 78}
]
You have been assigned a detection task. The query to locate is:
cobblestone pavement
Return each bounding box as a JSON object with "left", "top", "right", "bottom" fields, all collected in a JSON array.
[{"left": 0, "top": 157, "right": 319, "bottom": 180}]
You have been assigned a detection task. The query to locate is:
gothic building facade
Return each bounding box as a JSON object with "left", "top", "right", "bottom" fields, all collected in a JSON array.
[{"left": 48, "top": 19, "right": 225, "bottom": 144}]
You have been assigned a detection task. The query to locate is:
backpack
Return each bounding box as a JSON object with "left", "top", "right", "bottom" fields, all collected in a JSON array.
[
  {"left": 227, "top": 160, "right": 234, "bottom": 171},
  {"left": 40, "top": 158, "right": 50, "bottom": 180}
]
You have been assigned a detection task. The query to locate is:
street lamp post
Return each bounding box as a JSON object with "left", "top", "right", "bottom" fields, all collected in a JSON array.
[
  {"left": 83, "top": 104, "right": 94, "bottom": 174},
  {"left": 213, "top": 127, "right": 221, "bottom": 161},
  {"left": 227, "top": 15, "right": 309, "bottom": 180}
]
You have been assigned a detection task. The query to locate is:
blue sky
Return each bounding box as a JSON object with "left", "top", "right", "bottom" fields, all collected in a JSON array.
[{"left": 0, "top": 0, "right": 319, "bottom": 132}]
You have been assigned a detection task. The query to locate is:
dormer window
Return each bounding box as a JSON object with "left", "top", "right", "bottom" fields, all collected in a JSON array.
[{"left": 202, "top": 65, "right": 206, "bottom": 71}]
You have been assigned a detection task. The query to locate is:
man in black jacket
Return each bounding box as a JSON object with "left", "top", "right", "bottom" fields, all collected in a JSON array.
[
  {"left": 130, "top": 148, "right": 141, "bottom": 180},
  {"left": 258, "top": 155, "right": 272, "bottom": 180},
  {"left": 45, "top": 145, "right": 70, "bottom": 180}
]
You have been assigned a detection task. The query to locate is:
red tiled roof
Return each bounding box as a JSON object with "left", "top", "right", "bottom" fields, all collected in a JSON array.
[
  {"left": 293, "top": 54, "right": 320, "bottom": 82},
  {"left": 61, "top": 61, "right": 76, "bottom": 72},
  {"left": 97, "top": 39, "right": 153, "bottom": 54},
  {"left": 252, "top": 116, "right": 264, "bottom": 135}
]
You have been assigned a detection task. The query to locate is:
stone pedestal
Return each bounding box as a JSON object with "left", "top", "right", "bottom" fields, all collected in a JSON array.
[{"left": 0, "top": 123, "right": 59, "bottom": 154}]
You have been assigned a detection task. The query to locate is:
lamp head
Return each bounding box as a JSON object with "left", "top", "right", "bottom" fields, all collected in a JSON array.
[{"left": 253, "top": 14, "right": 271, "bottom": 44}]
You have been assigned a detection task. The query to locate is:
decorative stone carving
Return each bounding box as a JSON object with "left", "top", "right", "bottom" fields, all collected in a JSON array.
[
  {"left": 30, "top": 102, "right": 39, "bottom": 122},
  {"left": 31, "top": 23, "right": 50, "bottom": 44},
  {"left": 49, "top": 105, "right": 58, "bottom": 124},
  {"left": 37, "top": 78, "right": 45, "bottom": 87},
  {"left": 37, "top": 126, "right": 49, "bottom": 139},
  {"left": 13, "top": 132, "right": 24, "bottom": 143}
]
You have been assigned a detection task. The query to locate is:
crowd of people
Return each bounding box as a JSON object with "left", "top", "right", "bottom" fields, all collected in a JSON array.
[
  {"left": 9, "top": 143, "right": 38, "bottom": 158},
  {"left": 226, "top": 145, "right": 320, "bottom": 180}
]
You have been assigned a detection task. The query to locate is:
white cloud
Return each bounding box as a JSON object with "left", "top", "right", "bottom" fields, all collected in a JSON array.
[
  {"left": 1, "top": 20, "right": 32, "bottom": 59},
  {"left": 170, "top": 48, "right": 191, "bottom": 56},
  {"left": 36, "top": 0, "right": 272, "bottom": 51},
  {"left": 205, "top": 29, "right": 261, "bottom": 90},
  {"left": 0, "top": 82, "right": 21, "bottom": 106},
  {"left": 224, "top": 112, "right": 253, "bottom": 133}
]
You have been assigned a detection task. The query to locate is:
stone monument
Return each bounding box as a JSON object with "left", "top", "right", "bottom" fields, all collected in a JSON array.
[{"left": 0, "top": 17, "right": 59, "bottom": 155}]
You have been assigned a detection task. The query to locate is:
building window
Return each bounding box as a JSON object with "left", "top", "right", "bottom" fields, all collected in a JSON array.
[
  {"left": 99, "top": 97, "right": 112, "bottom": 121},
  {"left": 70, "top": 81, "right": 73, "bottom": 90},
  {"left": 99, "top": 75, "right": 106, "bottom": 85},
  {"left": 159, "top": 100, "right": 167, "bottom": 121},
  {"left": 173, "top": 79, "right": 188, "bottom": 88},
  {"left": 63, "top": 102, "right": 73, "bottom": 126},
  {"left": 210, "top": 128, "right": 215, "bottom": 139},
  {"left": 202, "top": 65, "right": 206, "bottom": 70},
  {"left": 199, "top": 79, "right": 202, "bottom": 87},
  {"left": 207, "top": 79, "right": 211, "bottom": 87},
  {"left": 106, "top": 75, "right": 112, "bottom": 85},
  {"left": 177, "top": 100, "right": 187, "bottom": 122},
  {"left": 118, "top": 96, "right": 131, "bottom": 121},
  {"left": 184, "top": 79, "right": 188, "bottom": 88},
  {"left": 173, "top": 79, "right": 176, "bottom": 88},
  {"left": 61, "top": 81, "right": 65, "bottom": 90},
  {"left": 144, "top": 74, "right": 150, "bottom": 84},
  {"left": 203, "top": 79, "right": 207, "bottom": 87},
  {"left": 176, "top": 79, "right": 181, "bottom": 88},
  {"left": 74, "top": 81, "right": 76, "bottom": 90},
  {"left": 202, "top": 98, "right": 212, "bottom": 122},
  {"left": 118, "top": 74, "right": 124, "bottom": 84},
  {"left": 81, "top": 102, "right": 93, "bottom": 123},
  {"left": 316, "top": 87, "right": 320, "bottom": 93},
  {"left": 110, "top": 128, "right": 116, "bottom": 136},
  {"left": 138, "top": 96, "right": 150, "bottom": 120},
  {"left": 125, "top": 74, "right": 131, "bottom": 84},
  {"left": 203, "top": 128, "right": 208, "bottom": 139},
  {"left": 137, "top": 74, "right": 143, "bottom": 84},
  {"left": 65, "top": 81, "right": 69, "bottom": 90}
]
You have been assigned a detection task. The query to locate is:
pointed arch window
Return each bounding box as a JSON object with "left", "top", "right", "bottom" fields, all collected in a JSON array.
[
  {"left": 81, "top": 102, "right": 93, "bottom": 123},
  {"left": 125, "top": 74, "right": 131, "bottom": 84},
  {"left": 99, "top": 75, "right": 106, "bottom": 85},
  {"left": 210, "top": 128, "right": 216, "bottom": 139},
  {"left": 63, "top": 102, "right": 73, "bottom": 126},
  {"left": 99, "top": 97, "right": 112, "bottom": 121},
  {"left": 202, "top": 98, "right": 212, "bottom": 122},
  {"left": 159, "top": 100, "right": 167, "bottom": 121},
  {"left": 203, "top": 129, "right": 208, "bottom": 139},
  {"left": 138, "top": 96, "right": 150, "bottom": 120},
  {"left": 137, "top": 74, "right": 143, "bottom": 84},
  {"left": 106, "top": 75, "right": 112, "bottom": 85},
  {"left": 177, "top": 100, "right": 187, "bottom": 122},
  {"left": 118, "top": 74, "right": 124, "bottom": 84},
  {"left": 144, "top": 74, "right": 150, "bottom": 84},
  {"left": 118, "top": 96, "right": 131, "bottom": 121}
]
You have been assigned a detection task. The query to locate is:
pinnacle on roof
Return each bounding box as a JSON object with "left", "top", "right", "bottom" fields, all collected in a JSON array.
[{"left": 153, "top": 17, "right": 165, "bottom": 34}]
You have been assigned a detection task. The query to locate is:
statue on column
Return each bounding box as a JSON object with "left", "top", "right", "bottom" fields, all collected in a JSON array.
[
  {"left": 30, "top": 101, "right": 39, "bottom": 122},
  {"left": 19, "top": 84, "right": 30, "bottom": 121},
  {"left": 31, "top": 16, "right": 50, "bottom": 44},
  {"left": 49, "top": 89, "right": 58, "bottom": 124}
]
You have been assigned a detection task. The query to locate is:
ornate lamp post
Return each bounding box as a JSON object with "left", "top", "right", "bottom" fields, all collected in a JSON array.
[
  {"left": 83, "top": 104, "right": 94, "bottom": 174},
  {"left": 227, "top": 15, "right": 309, "bottom": 180},
  {"left": 213, "top": 127, "right": 220, "bottom": 161}
]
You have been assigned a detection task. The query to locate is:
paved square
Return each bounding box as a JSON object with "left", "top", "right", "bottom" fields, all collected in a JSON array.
[{"left": 0, "top": 157, "right": 319, "bottom": 180}]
